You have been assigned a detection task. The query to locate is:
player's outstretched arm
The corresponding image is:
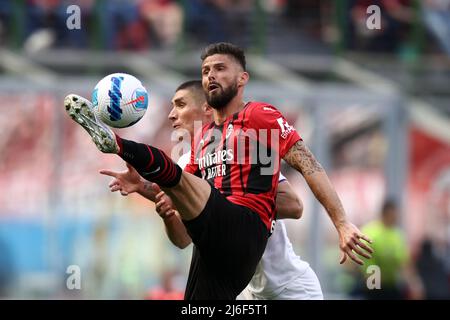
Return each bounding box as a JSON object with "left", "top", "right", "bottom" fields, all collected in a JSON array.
[
  {"left": 99, "top": 162, "right": 159, "bottom": 201},
  {"left": 283, "top": 140, "right": 373, "bottom": 265},
  {"left": 155, "top": 191, "right": 192, "bottom": 249},
  {"left": 99, "top": 164, "right": 192, "bottom": 248},
  {"left": 276, "top": 180, "right": 303, "bottom": 219}
]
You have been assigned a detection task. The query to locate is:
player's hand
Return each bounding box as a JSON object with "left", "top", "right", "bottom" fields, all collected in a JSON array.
[
  {"left": 99, "top": 162, "right": 143, "bottom": 196},
  {"left": 155, "top": 191, "right": 176, "bottom": 219},
  {"left": 337, "top": 222, "right": 373, "bottom": 265}
]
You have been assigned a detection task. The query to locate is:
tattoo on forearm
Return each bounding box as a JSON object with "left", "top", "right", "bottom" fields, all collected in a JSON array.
[
  {"left": 284, "top": 141, "right": 347, "bottom": 226},
  {"left": 143, "top": 181, "right": 153, "bottom": 191},
  {"left": 284, "top": 140, "right": 324, "bottom": 176}
]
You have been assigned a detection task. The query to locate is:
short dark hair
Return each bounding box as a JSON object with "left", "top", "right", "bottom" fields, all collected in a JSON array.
[
  {"left": 201, "top": 42, "right": 246, "bottom": 71},
  {"left": 175, "top": 80, "right": 202, "bottom": 93},
  {"left": 175, "top": 80, "right": 205, "bottom": 105}
]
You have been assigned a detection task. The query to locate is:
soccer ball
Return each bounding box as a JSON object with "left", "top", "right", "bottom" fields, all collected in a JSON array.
[{"left": 92, "top": 73, "right": 149, "bottom": 128}]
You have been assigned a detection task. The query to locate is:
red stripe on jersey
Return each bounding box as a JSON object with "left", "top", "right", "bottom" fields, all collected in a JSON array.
[{"left": 144, "top": 144, "right": 155, "bottom": 171}]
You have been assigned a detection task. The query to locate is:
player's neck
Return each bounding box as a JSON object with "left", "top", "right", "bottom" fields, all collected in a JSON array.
[{"left": 213, "top": 95, "right": 245, "bottom": 125}]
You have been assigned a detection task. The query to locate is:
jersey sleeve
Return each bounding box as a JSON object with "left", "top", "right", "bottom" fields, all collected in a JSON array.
[
  {"left": 250, "top": 104, "right": 302, "bottom": 157},
  {"left": 278, "top": 172, "right": 287, "bottom": 183}
]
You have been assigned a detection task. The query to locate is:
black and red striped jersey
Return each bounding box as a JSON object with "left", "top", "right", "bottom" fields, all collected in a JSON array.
[{"left": 184, "top": 102, "right": 301, "bottom": 230}]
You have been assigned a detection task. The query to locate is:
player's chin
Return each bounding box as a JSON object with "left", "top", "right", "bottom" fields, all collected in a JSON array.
[{"left": 208, "top": 89, "right": 221, "bottom": 98}]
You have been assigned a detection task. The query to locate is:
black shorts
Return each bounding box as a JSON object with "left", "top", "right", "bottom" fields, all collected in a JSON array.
[{"left": 183, "top": 187, "right": 269, "bottom": 300}]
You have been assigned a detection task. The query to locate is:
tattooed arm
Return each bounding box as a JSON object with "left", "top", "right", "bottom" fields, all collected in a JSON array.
[
  {"left": 283, "top": 140, "right": 342, "bottom": 226},
  {"left": 138, "top": 180, "right": 159, "bottom": 202},
  {"left": 283, "top": 140, "right": 373, "bottom": 265}
]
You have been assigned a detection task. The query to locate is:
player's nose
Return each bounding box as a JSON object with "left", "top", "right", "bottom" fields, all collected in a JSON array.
[
  {"left": 207, "top": 71, "right": 216, "bottom": 82},
  {"left": 168, "top": 107, "right": 177, "bottom": 121}
]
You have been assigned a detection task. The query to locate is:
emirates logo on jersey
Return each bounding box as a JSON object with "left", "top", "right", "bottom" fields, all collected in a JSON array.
[
  {"left": 198, "top": 149, "right": 234, "bottom": 180},
  {"left": 277, "top": 117, "right": 294, "bottom": 139},
  {"left": 198, "top": 149, "right": 234, "bottom": 170}
]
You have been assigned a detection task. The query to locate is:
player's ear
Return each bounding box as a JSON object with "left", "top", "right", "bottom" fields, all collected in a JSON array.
[
  {"left": 203, "top": 103, "right": 213, "bottom": 115},
  {"left": 238, "top": 71, "right": 249, "bottom": 87}
]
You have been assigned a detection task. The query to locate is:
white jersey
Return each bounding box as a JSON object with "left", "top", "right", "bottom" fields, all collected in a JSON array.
[
  {"left": 177, "top": 152, "right": 191, "bottom": 169},
  {"left": 240, "top": 173, "right": 323, "bottom": 300},
  {"left": 245, "top": 219, "right": 316, "bottom": 298}
]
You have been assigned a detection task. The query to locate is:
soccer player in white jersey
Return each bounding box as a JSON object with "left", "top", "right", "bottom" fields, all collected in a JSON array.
[
  {"left": 238, "top": 175, "right": 323, "bottom": 300},
  {"left": 100, "top": 80, "right": 323, "bottom": 299}
]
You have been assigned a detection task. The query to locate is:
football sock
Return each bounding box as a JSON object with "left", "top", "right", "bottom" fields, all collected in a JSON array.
[{"left": 116, "top": 135, "right": 182, "bottom": 188}]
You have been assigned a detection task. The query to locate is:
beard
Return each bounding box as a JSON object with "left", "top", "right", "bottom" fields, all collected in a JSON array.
[{"left": 206, "top": 82, "right": 238, "bottom": 110}]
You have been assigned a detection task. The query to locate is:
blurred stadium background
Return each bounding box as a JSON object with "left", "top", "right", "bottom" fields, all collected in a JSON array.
[{"left": 0, "top": 0, "right": 449, "bottom": 299}]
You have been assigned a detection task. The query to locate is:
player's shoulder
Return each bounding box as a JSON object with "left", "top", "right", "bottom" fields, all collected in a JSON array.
[
  {"left": 245, "top": 102, "right": 282, "bottom": 121},
  {"left": 246, "top": 101, "right": 279, "bottom": 113}
]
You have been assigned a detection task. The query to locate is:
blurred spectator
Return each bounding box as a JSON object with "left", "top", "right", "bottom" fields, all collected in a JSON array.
[
  {"left": 222, "top": 0, "right": 254, "bottom": 48},
  {"left": 416, "top": 238, "right": 450, "bottom": 299},
  {"left": 358, "top": 199, "right": 424, "bottom": 299},
  {"left": 0, "top": 0, "right": 12, "bottom": 47},
  {"left": 145, "top": 269, "right": 184, "bottom": 300},
  {"left": 98, "top": 0, "right": 148, "bottom": 50},
  {"left": 422, "top": 0, "right": 450, "bottom": 56},
  {"left": 284, "top": 0, "right": 319, "bottom": 28},
  {"left": 23, "top": 0, "right": 94, "bottom": 51},
  {"left": 25, "top": 0, "right": 61, "bottom": 35},
  {"left": 184, "top": 0, "right": 228, "bottom": 45},
  {"left": 139, "top": 0, "right": 183, "bottom": 48},
  {"left": 24, "top": 0, "right": 61, "bottom": 51},
  {"left": 348, "top": 0, "right": 414, "bottom": 52}
]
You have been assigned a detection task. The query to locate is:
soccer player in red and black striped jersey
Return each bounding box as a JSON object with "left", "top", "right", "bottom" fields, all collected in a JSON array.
[
  {"left": 64, "top": 42, "right": 373, "bottom": 300},
  {"left": 184, "top": 101, "right": 298, "bottom": 232}
]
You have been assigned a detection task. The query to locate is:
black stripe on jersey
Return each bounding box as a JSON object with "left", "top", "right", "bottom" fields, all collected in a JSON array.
[
  {"left": 246, "top": 145, "right": 274, "bottom": 194},
  {"left": 197, "top": 122, "right": 217, "bottom": 182},
  {"left": 220, "top": 114, "right": 238, "bottom": 196},
  {"left": 269, "top": 197, "right": 276, "bottom": 220},
  {"left": 239, "top": 106, "right": 248, "bottom": 194}
]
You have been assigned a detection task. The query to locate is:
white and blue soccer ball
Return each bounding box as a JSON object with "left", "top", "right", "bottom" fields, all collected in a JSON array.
[{"left": 92, "top": 73, "right": 149, "bottom": 128}]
